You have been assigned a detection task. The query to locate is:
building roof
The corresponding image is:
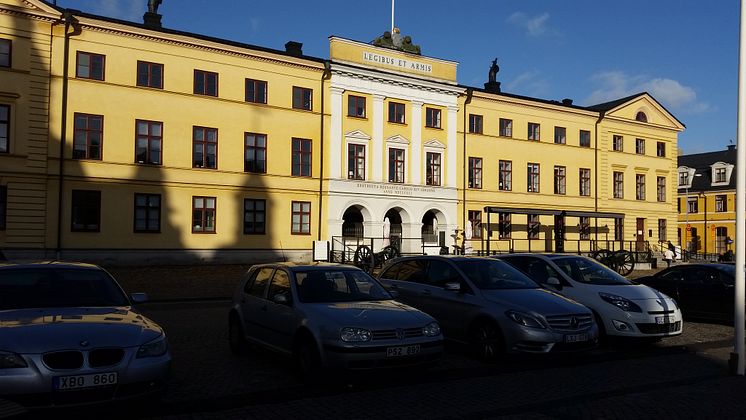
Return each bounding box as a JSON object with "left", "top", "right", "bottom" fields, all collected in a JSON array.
[{"left": 678, "top": 146, "right": 737, "bottom": 191}]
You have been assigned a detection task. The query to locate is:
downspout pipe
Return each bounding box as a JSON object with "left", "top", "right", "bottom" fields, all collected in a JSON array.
[
  {"left": 317, "top": 61, "right": 331, "bottom": 241},
  {"left": 462, "top": 88, "right": 473, "bottom": 248},
  {"left": 56, "top": 11, "right": 81, "bottom": 259},
  {"left": 593, "top": 110, "right": 605, "bottom": 246}
]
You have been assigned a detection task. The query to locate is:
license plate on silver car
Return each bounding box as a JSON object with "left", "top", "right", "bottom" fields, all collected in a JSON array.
[
  {"left": 656, "top": 316, "right": 673, "bottom": 324},
  {"left": 386, "top": 345, "right": 420, "bottom": 357},
  {"left": 54, "top": 372, "right": 118, "bottom": 390},
  {"left": 565, "top": 333, "right": 588, "bottom": 343}
]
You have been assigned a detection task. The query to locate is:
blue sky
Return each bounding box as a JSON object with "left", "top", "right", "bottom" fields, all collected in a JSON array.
[{"left": 55, "top": 0, "right": 739, "bottom": 155}]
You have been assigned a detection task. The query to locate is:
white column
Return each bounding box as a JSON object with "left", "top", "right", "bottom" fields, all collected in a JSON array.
[
  {"left": 446, "top": 105, "right": 458, "bottom": 187},
  {"left": 733, "top": 0, "right": 746, "bottom": 375},
  {"left": 410, "top": 101, "right": 423, "bottom": 185},
  {"left": 329, "top": 86, "right": 345, "bottom": 179},
  {"left": 372, "top": 94, "right": 385, "bottom": 182}
]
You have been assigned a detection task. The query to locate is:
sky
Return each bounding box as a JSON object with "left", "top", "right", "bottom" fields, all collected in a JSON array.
[{"left": 53, "top": 0, "right": 741, "bottom": 155}]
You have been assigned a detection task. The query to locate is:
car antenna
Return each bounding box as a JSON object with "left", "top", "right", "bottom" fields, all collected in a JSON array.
[{"left": 279, "top": 241, "right": 287, "bottom": 262}]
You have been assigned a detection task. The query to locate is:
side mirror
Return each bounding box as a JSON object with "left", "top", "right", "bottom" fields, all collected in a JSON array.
[
  {"left": 272, "top": 293, "right": 290, "bottom": 305},
  {"left": 130, "top": 293, "right": 148, "bottom": 304},
  {"left": 444, "top": 282, "right": 461, "bottom": 292},
  {"left": 546, "top": 277, "right": 562, "bottom": 290},
  {"left": 389, "top": 290, "right": 400, "bottom": 299}
]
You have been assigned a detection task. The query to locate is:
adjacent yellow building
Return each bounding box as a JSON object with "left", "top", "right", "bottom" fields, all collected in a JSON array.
[{"left": 0, "top": 1, "right": 684, "bottom": 264}]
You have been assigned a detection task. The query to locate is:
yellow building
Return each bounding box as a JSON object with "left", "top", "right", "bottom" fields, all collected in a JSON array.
[
  {"left": 677, "top": 146, "right": 737, "bottom": 257},
  {"left": 0, "top": 1, "right": 684, "bottom": 264}
]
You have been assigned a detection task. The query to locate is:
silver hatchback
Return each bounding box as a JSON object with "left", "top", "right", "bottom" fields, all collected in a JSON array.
[
  {"left": 228, "top": 263, "right": 443, "bottom": 373},
  {"left": 378, "top": 256, "right": 599, "bottom": 360}
]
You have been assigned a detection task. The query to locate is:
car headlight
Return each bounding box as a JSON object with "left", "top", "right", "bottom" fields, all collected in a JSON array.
[
  {"left": 599, "top": 292, "right": 642, "bottom": 313},
  {"left": 137, "top": 334, "right": 169, "bottom": 358},
  {"left": 340, "top": 327, "right": 371, "bottom": 342},
  {"left": 0, "top": 351, "right": 27, "bottom": 368},
  {"left": 422, "top": 322, "right": 441, "bottom": 337},
  {"left": 506, "top": 311, "right": 546, "bottom": 329}
]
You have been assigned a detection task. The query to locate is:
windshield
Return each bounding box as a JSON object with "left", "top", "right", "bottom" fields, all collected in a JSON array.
[
  {"left": 295, "top": 270, "right": 392, "bottom": 303},
  {"left": 455, "top": 259, "right": 539, "bottom": 290},
  {"left": 552, "top": 257, "right": 632, "bottom": 285},
  {"left": 0, "top": 268, "right": 130, "bottom": 310}
]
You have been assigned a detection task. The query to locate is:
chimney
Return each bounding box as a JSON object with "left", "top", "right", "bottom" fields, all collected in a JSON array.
[
  {"left": 561, "top": 98, "right": 573, "bottom": 106},
  {"left": 728, "top": 144, "right": 736, "bottom": 151},
  {"left": 285, "top": 41, "right": 303, "bottom": 57},
  {"left": 143, "top": 12, "right": 162, "bottom": 28}
]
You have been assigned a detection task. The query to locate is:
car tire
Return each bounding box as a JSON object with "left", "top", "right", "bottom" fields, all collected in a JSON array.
[
  {"left": 470, "top": 320, "right": 504, "bottom": 362},
  {"left": 228, "top": 316, "right": 248, "bottom": 356},
  {"left": 295, "top": 337, "right": 321, "bottom": 380}
]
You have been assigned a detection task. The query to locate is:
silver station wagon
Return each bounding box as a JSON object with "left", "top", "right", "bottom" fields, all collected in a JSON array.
[{"left": 228, "top": 263, "right": 443, "bottom": 373}]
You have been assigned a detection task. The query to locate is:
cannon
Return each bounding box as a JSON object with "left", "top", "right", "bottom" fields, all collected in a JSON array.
[{"left": 353, "top": 244, "right": 400, "bottom": 273}]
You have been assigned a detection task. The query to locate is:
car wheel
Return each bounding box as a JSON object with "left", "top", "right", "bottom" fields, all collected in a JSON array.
[
  {"left": 470, "top": 320, "right": 503, "bottom": 362},
  {"left": 295, "top": 337, "right": 321, "bottom": 379},
  {"left": 228, "top": 317, "right": 248, "bottom": 356}
]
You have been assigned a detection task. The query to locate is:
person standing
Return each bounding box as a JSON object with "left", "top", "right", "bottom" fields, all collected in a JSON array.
[
  {"left": 663, "top": 248, "right": 675, "bottom": 268},
  {"left": 667, "top": 241, "right": 676, "bottom": 259}
]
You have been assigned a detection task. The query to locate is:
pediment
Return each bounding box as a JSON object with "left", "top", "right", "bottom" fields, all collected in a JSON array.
[
  {"left": 1, "top": 0, "right": 60, "bottom": 16},
  {"left": 386, "top": 134, "right": 410, "bottom": 145},
  {"left": 423, "top": 139, "right": 446, "bottom": 149},
  {"left": 603, "top": 93, "right": 684, "bottom": 131},
  {"left": 344, "top": 129, "right": 371, "bottom": 141}
]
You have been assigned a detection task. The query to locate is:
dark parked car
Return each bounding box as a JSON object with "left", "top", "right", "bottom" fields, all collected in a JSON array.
[
  {"left": 635, "top": 263, "right": 735, "bottom": 321},
  {"left": 378, "top": 256, "right": 598, "bottom": 360}
]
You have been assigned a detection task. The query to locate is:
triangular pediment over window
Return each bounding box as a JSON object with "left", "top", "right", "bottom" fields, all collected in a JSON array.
[
  {"left": 588, "top": 92, "right": 685, "bottom": 131},
  {"left": 423, "top": 139, "right": 446, "bottom": 149},
  {"left": 345, "top": 129, "right": 371, "bottom": 141},
  {"left": 1, "top": 0, "right": 61, "bottom": 18},
  {"left": 386, "top": 134, "right": 410, "bottom": 145}
]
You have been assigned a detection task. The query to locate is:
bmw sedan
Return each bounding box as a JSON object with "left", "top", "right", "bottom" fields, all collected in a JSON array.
[
  {"left": 495, "top": 254, "right": 683, "bottom": 340},
  {"left": 228, "top": 263, "right": 443, "bottom": 374},
  {"left": 0, "top": 262, "right": 171, "bottom": 408}
]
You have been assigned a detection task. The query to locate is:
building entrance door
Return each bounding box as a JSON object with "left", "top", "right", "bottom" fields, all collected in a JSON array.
[{"left": 636, "top": 218, "right": 646, "bottom": 251}]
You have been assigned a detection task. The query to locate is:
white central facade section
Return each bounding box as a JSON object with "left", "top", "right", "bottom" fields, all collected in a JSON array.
[{"left": 328, "top": 62, "right": 463, "bottom": 254}]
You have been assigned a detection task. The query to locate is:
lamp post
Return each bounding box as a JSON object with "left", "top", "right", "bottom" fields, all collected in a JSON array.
[
  {"left": 699, "top": 191, "right": 708, "bottom": 256},
  {"left": 684, "top": 172, "right": 702, "bottom": 258}
]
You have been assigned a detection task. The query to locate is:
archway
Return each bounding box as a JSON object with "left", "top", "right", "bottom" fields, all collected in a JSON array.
[
  {"left": 421, "top": 210, "right": 438, "bottom": 243},
  {"left": 342, "top": 206, "right": 365, "bottom": 238}
]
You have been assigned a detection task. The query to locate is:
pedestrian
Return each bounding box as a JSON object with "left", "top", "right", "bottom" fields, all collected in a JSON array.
[
  {"left": 667, "top": 241, "right": 676, "bottom": 259},
  {"left": 663, "top": 248, "right": 674, "bottom": 268}
]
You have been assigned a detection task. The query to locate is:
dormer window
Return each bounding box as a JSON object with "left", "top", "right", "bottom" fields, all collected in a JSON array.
[
  {"left": 710, "top": 162, "right": 734, "bottom": 187},
  {"left": 635, "top": 111, "right": 648, "bottom": 122},
  {"left": 715, "top": 167, "right": 726, "bottom": 182},
  {"left": 678, "top": 166, "right": 697, "bottom": 189},
  {"left": 678, "top": 171, "right": 689, "bottom": 187}
]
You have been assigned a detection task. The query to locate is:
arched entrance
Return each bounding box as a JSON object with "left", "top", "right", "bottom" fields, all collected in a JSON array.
[
  {"left": 421, "top": 210, "right": 438, "bottom": 243},
  {"left": 384, "top": 208, "right": 403, "bottom": 249},
  {"left": 342, "top": 206, "right": 365, "bottom": 238}
]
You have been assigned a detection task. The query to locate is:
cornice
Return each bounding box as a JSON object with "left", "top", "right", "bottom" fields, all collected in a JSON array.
[
  {"left": 331, "top": 63, "right": 463, "bottom": 97},
  {"left": 0, "top": 5, "right": 60, "bottom": 22},
  {"left": 470, "top": 92, "right": 599, "bottom": 118}
]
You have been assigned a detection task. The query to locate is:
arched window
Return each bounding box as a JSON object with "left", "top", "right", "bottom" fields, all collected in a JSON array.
[{"left": 635, "top": 111, "right": 648, "bottom": 122}]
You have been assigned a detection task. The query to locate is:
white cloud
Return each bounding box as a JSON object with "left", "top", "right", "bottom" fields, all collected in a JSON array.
[
  {"left": 90, "top": 0, "right": 142, "bottom": 22},
  {"left": 505, "top": 70, "right": 550, "bottom": 96},
  {"left": 508, "top": 12, "right": 551, "bottom": 37},
  {"left": 584, "top": 71, "right": 711, "bottom": 114}
]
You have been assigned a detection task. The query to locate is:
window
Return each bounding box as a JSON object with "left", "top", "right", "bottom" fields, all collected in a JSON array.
[
  {"left": 636, "top": 111, "right": 648, "bottom": 122},
  {"left": 687, "top": 198, "right": 698, "bottom": 213},
  {"left": 679, "top": 171, "right": 689, "bottom": 187},
  {"left": 0, "top": 185, "right": 6, "bottom": 230},
  {"left": 468, "top": 210, "right": 482, "bottom": 239},
  {"left": 76, "top": 52, "right": 105, "bottom": 80},
  {"left": 579, "top": 216, "right": 591, "bottom": 240},
  {"left": 657, "top": 176, "right": 666, "bottom": 202},
  {"left": 388, "top": 102, "right": 405, "bottom": 124},
  {"left": 579, "top": 168, "right": 591, "bottom": 197},
  {"left": 192, "top": 196, "right": 216, "bottom": 233},
  {"left": 498, "top": 213, "right": 511, "bottom": 239},
  {"left": 71, "top": 190, "right": 101, "bottom": 232},
  {"left": 425, "top": 107, "right": 441, "bottom": 128},
  {"left": 716, "top": 167, "right": 727, "bottom": 183},
  {"left": 499, "top": 118, "right": 512, "bottom": 137},
  {"left": 137, "top": 61, "right": 163, "bottom": 89},
  {"left": 657, "top": 141, "right": 666, "bottom": 157},
  {"left": 268, "top": 270, "right": 291, "bottom": 301},
  {"left": 73, "top": 113, "right": 103, "bottom": 160},
  {"left": 614, "top": 219, "right": 623, "bottom": 241},
  {"left": 244, "top": 133, "right": 267, "bottom": 173},
  {"left": 613, "top": 135, "right": 623, "bottom": 152},
  {"left": 469, "top": 114, "right": 483, "bottom": 134},
  {"left": 613, "top": 172, "right": 624, "bottom": 198},
  {"left": 291, "top": 201, "right": 311, "bottom": 235},
  {"left": 0, "top": 105, "right": 7, "bottom": 153},
  {"left": 658, "top": 219, "right": 667, "bottom": 242},
  {"left": 716, "top": 195, "right": 727, "bottom": 212},
  {"left": 636, "top": 138, "right": 645, "bottom": 155},
  {"left": 579, "top": 130, "right": 591, "bottom": 148},
  {"left": 678, "top": 197, "right": 681, "bottom": 213},
  {"left": 527, "top": 163, "right": 540, "bottom": 193},
  {"left": 348, "top": 144, "right": 365, "bottom": 180},
  {"left": 0, "top": 39, "right": 10, "bottom": 68},
  {"left": 134, "top": 193, "right": 160, "bottom": 233},
  {"left": 135, "top": 120, "right": 162, "bottom": 165},
  {"left": 388, "top": 148, "right": 405, "bottom": 183},
  {"left": 348, "top": 95, "right": 366, "bottom": 118},
  {"left": 245, "top": 79, "right": 267, "bottom": 104},
  {"left": 193, "top": 126, "right": 217, "bottom": 169},
  {"left": 554, "top": 166, "right": 566, "bottom": 195},
  {"left": 528, "top": 122, "right": 540, "bottom": 141},
  {"left": 636, "top": 174, "right": 646, "bottom": 200},
  {"left": 426, "top": 152, "right": 441, "bottom": 186},
  {"left": 194, "top": 70, "right": 218, "bottom": 96},
  {"left": 527, "top": 214, "right": 540, "bottom": 239},
  {"left": 246, "top": 267, "right": 273, "bottom": 298},
  {"left": 293, "top": 87, "right": 313, "bottom": 110},
  {"left": 499, "top": 160, "right": 512, "bottom": 191},
  {"left": 244, "top": 199, "right": 266, "bottom": 234},
  {"left": 468, "top": 157, "right": 482, "bottom": 189},
  {"left": 292, "top": 138, "right": 312, "bottom": 177},
  {"left": 554, "top": 127, "right": 566, "bottom": 144}
]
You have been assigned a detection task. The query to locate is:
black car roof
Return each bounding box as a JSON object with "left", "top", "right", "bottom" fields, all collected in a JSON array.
[
  {"left": 0, "top": 261, "right": 103, "bottom": 270},
  {"left": 252, "top": 262, "right": 362, "bottom": 271}
]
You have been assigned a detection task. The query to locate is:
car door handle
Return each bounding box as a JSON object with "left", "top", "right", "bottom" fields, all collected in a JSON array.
[
  {"left": 390, "top": 284, "right": 399, "bottom": 289},
  {"left": 421, "top": 290, "right": 432, "bottom": 296}
]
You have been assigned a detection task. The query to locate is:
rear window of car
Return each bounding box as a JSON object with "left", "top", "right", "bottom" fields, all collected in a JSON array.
[
  {"left": 0, "top": 268, "right": 130, "bottom": 310},
  {"left": 454, "top": 259, "right": 538, "bottom": 290}
]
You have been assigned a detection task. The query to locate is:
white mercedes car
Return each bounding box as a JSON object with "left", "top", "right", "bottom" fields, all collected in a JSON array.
[{"left": 494, "top": 254, "right": 682, "bottom": 340}]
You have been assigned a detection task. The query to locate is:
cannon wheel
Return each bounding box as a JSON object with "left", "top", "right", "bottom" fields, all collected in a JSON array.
[
  {"left": 381, "top": 245, "right": 400, "bottom": 262},
  {"left": 612, "top": 250, "right": 635, "bottom": 277},
  {"left": 592, "top": 249, "right": 612, "bottom": 265},
  {"left": 354, "top": 245, "right": 375, "bottom": 273}
]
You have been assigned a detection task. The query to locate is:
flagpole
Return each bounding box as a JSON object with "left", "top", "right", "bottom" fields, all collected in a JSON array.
[
  {"left": 391, "top": 0, "right": 395, "bottom": 32},
  {"left": 734, "top": 0, "right": 746, "bottom": 376}
]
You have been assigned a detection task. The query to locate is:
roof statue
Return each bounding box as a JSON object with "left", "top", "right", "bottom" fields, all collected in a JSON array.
[
  {"left": 488, "top": 58, "right": 499, "bottom": 83},
  {"left": 148, "top": 0, "right": 162, "bottom": 14},
  {"left": 372, "top": 28, "right": 421, "bottom": 55}
]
